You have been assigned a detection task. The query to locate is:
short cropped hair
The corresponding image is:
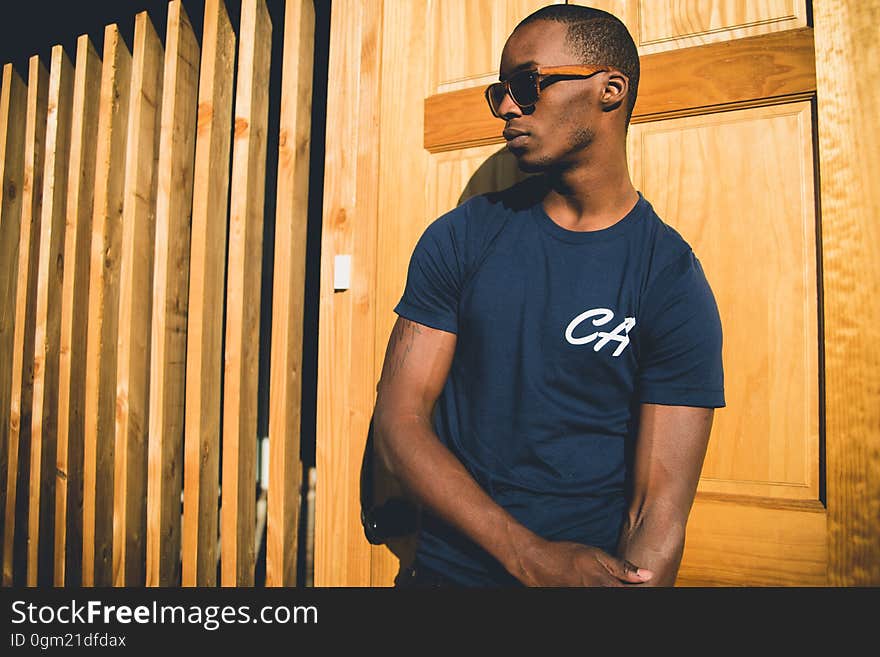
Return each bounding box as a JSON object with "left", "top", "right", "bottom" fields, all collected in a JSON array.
[{"left": 516, "top": 4, "right": 640, "bottom": 126}]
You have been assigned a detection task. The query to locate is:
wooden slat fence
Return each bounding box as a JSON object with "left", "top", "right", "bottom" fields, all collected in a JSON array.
[
  {"left": 0, "top": 0, "right": 313, "bottom": 587},
  {"left": 3, "top": 56, "right": 49, "bottom": 586}
]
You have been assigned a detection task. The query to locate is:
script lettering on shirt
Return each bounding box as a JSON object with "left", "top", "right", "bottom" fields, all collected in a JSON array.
[{"left": 564, "top": 307, "right": 636, "bottom": 357}]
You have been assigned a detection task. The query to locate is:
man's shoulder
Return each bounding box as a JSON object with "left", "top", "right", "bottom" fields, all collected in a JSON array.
[
  {"left": 631, "top": 198, "right": 714, "bottom": 299},
  {"left": 637, "top": 199, "right": 697, "bottom": 266}
]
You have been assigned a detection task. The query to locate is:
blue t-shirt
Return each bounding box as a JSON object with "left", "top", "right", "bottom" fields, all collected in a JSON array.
[{"left": 394, "top": 177, "right": 725, "bottom": 586}]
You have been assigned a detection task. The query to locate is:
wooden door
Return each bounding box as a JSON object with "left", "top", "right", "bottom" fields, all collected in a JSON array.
[{"left": 317, "top": 0, "right": 880, "bottom": 586}]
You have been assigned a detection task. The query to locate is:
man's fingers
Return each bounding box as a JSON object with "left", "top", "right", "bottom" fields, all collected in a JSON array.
[
  {"left": 614, "top": 558, "right": 653, "bottom": 582},
  {"left": 623, "top": 559, "right": 653, "bottom": 581}
]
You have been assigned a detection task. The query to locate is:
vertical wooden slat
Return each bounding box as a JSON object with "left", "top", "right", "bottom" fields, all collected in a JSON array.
[
  {"left": 815, "top": 0, "right": 880, "bottom": 585},
  {"left": 2, "top": 55, "right": 48, "bottom": 587},
  {"left": 182, "top": 0, "right": 235, "bottom": 587},
  {"left": 221, "top": 0, "right": 272, "bottom": 588},
  {"left": 28, "top": 44, "right": 74, "bottom": 586},
  {"left": 371, "top": 0, "right": 430, "bottom": 586},
  {"left": 315, "top": 0, "right": 384, "bottom": 586},
  {"left": 146, "top": 0, "right": 199, "bottom": 588},
  {"left": 82, "top": 24, "right": 131, "bottom": 587},
  {"left": 265, "top": 0, "right": 314, "bottom": 588},
  {"left": 0, "top": 64, "right": 27, "bottom": 558},
  {"left": 113, "top": 10, "right": 164, "bottom": 587},
  {"left": 54, "top": 34, "right": 101, "bottom": 587}
]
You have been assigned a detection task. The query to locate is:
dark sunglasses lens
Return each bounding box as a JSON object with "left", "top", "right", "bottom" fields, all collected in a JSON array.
[
  {"left": 487, "top": 83, "right": 507, "bottom": 115},
  {"left": 508, "top": 71, "right": 539, "bottom": 106}
]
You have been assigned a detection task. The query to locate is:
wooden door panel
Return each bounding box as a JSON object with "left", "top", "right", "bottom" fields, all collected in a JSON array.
[
  {"left": 636, "top": 0, "right": 806, "bottom": 53},
  {"left": 430, "top": 0, "right": 563, "bottom": 94},
  {"left": 570, "top": 0, "right": 807, "bottom": 54},
  {"left": 678, "top": 498, "right": 826, "bottom": 586},
  {"left": 628, "top": 101, "right": 820, "bottom": 503}
]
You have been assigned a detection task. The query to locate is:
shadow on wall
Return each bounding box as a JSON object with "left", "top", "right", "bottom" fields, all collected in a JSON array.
[
  {"left": 359, "top": 142, "right": 534, "bottom": 582},
  {"left": 458, "top": 144, "right": 533, "bottom": 206}
]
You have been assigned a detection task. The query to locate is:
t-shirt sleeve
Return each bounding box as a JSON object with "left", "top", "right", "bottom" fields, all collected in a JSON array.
[
  {"left": 637, "top": 250, "right": 725, "bottom": 408},
  {"left": 393, "top": 210, "right": 465, "bottom": 334}
]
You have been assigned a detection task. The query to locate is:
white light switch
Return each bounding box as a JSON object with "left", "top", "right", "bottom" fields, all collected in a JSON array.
[{"left": 334, "top": 254, "right": 352, "bottom": 291}]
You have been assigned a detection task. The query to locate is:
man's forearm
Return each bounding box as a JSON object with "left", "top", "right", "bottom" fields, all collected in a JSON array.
[
  {"left": 616, "top": 503, "right": 687, "bottom": 586},
  {"left": 374, "top": 412, "right": 541, "bottom": 581}
]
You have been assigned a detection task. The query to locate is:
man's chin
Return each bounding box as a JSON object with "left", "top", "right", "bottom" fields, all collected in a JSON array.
[
  {"left": 515, "top": 156, "right": 552, "bottom": 174},
  {"left": 508, "top": 143, "right": 558, "bottom": 173}
]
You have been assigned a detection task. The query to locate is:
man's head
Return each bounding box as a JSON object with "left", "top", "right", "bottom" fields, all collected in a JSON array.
[
  {"left": 515, "top": 5, "right": 640, "bottom": 125},
  {"left": 494, "top": 5, "right": 639, "bottom": 172}
]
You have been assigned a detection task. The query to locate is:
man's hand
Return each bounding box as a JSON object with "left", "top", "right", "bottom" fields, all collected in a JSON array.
[{"left": 515, "top": 538, "right": 653, "bottom": 587}]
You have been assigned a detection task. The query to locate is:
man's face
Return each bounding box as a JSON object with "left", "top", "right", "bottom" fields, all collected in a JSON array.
[{"left": 497, "top": 20, "right": 602, "bottom": 172}]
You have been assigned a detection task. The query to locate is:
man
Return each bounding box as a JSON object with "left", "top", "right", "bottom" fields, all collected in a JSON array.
[{"left": 373, "top": 4, "right": 724, "bottom": 587}]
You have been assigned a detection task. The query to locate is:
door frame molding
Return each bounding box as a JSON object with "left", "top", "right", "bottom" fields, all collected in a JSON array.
[{"left": 813, "top": 0, "right": 880, "bottom": 586}]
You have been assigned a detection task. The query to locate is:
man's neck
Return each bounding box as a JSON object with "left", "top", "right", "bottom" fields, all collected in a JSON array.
[{"left": 541, "top": 148, "right": 639, "bottom": 232}]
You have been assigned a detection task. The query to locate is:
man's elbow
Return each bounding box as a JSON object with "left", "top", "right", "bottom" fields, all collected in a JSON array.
[
  {"left": 372, "top": 401, "right": 419, "bottom": 475},
  {"left": 621, "top": 502, "right": 689, "bottom": 563},
  {"left": 372, "top": 401, "right": 399, "bottom": 477}
]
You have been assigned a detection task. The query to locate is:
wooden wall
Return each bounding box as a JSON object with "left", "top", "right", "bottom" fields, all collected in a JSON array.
[
  {"left": 317, "top": 0, "right": 880, "bottom": 586},
  {"left": 0, "top": 0, "right": 314, "bottom": 587}
]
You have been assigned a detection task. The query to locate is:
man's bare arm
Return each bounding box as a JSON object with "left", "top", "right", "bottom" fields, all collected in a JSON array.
[
  {"left": 374, "top": 316, "right": 652, "bottom": 586},
  {"left": 616, "top": 403, "right": 715, "bottom": 586},
  {"left": 374, "top": 317, "right": 542, "bottom": 578}
]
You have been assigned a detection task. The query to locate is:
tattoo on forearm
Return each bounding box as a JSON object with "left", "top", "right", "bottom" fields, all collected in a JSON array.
[{"left": 386, "top": 319, "right": 423, "bottom": 379}]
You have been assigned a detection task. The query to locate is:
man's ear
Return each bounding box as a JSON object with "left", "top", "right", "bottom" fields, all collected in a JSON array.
[{"left": 600, "top": 71, "right": 628, "bottom": 113}]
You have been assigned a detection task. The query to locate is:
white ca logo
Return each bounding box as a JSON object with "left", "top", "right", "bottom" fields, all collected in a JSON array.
[{"left": 564, "top": 308, "right": 635, "bottom": 357}]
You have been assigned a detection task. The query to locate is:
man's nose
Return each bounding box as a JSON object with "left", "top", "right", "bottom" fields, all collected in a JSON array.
[{"left": 497, "top": 90, "right": 522, "bottom": 119}]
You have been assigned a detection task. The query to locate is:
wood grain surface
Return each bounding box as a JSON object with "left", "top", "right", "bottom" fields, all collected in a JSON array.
[
  {"left": 28, "top": 45, "right": 73, "bottom": 586},
  {"left": 113, "top": 11, "right": 164, "bottom": 586},
  {"left": 182, "top": 0, "right": 235, "bottom": 587},
  {"left": 81, "top": 24, "right": 131, "bottom": 587},
  {"left": 2, "top": 56, "right": 47, "bottom": 587},
  {"left": 315, "top": 0, "right": 383, "bottom": 587},
  {"left": 54, "top": 34, "right": 100, "bottom": 586},
  {"left": 814, "top": 0, "right": 880, "bottom": 586},
  {"left": 221, "top": 0, "right": 272, "bottom": 587},
  {"left": 0, "top": 64, "right": 27, "bottom": 563},
  {"left": 265, "top": 0, "right": 314, "bottom": 587},
  {"left": 146, "top": 0, "right": 199, "bottom": 588}
]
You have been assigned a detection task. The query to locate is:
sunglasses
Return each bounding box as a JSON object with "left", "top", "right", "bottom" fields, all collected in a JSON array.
[{"left": 484, "top": 65, "right": 610, "bottom": 118}]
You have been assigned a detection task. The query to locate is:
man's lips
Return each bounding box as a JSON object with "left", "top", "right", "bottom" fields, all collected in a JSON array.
[{"left": 503, "top": 128, "right": 529, "bottom": 148}]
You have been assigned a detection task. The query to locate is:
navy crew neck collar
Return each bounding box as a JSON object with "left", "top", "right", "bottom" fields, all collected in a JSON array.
[{"left": 532, "top": 192, "right": 647, "bottom": 244}]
